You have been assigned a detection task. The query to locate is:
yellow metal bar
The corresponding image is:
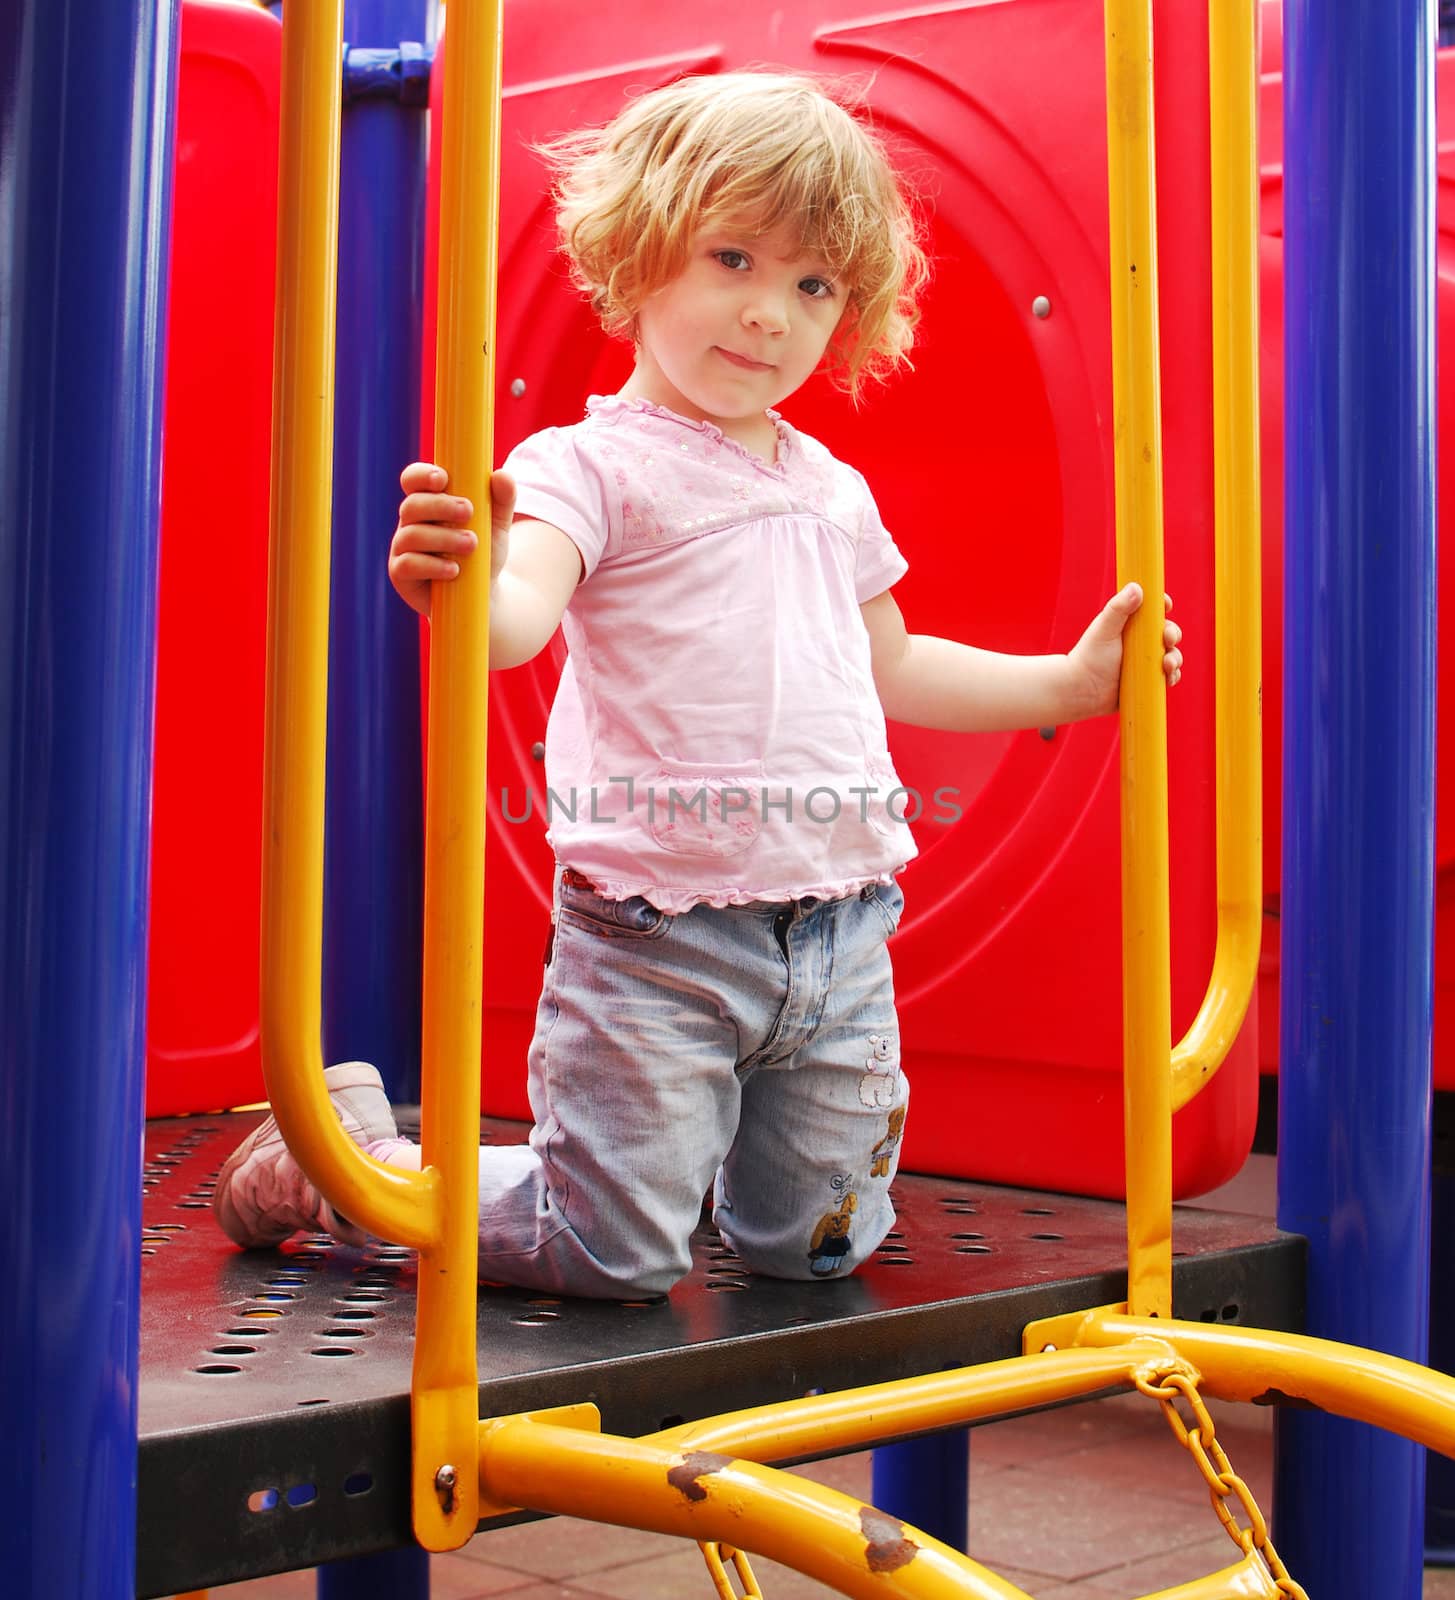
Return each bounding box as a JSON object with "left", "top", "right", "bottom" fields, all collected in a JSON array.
[
  {"left": 262, "top": 0, "right": 436, "bottom": 1248},
  {"left": 478, "top": 1418, "right": 1037, "bottom": 1599},
  {"left": 1056, "top": 1310, "right": 1455, "bottom": 1459},
  {"left": 1168, "top": 0, "right": 1263, "bottom": 1113},
  {"left": 647, "top": 1345, "right": 1161, "bottom": 1463},
  {"left": 1104, "top": 0, "right": 1172, "bottom": 1319},
  {"left": 409, "top": 0, "right": 505, "bottom": 1553}
]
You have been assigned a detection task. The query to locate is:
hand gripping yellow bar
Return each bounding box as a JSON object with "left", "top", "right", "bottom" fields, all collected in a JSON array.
[
  {"left": 263, "top": 0, "right": 501, "bottom": 1549},
  {"left": 262, "top": 3, "right": 437, "bottom": 1248},
  {"left": 1105, "top": 0, "right": 1263, "bottom": 1317}
]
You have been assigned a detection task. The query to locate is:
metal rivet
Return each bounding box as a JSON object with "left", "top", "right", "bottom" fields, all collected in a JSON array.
[
  {"left": 434, "top": 1464, "right": 458, "bottom": 1514},
  {"left": 1039, "top": 726, "right": 1057, "bottom": 741},
  {"left": 530, "top": 741, "right": 546, "bottom": 761},
  {"left": 1032, "top": 295, "right": 1052, "bottom": 319},
  {"left": 510, "top": 377, "right": 526, "bottom": 397}
]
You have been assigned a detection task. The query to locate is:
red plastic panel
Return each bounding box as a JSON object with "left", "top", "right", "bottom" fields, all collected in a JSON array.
[
  {"left": 426, "top": 0, "right": 1256, "bottom": 1197},
  {"left": 145, "top": 0, "right": 280, "bottom": 1117},
  {"left": 1254, "top": 5, "right": 1455, "bottom": 1089}
]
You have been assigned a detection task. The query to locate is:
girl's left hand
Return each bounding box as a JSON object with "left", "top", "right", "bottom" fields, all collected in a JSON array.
[{"left": 1070, "top": 583, "right": 1183, "bottom": 718}]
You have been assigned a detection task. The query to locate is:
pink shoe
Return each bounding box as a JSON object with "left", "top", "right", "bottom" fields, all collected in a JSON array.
[{"left": 212, "top": 1062, "right": 400, "bottom": 1248}]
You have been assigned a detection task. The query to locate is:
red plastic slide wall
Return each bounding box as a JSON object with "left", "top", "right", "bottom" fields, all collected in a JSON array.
[{"left": 146, "top": 0, "right": 278, "bottom": 1117}]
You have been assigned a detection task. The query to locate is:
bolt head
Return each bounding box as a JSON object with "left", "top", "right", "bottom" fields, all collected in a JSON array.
[{"left": 1032, "top": 295, "right": 1052, "bottom": 320}]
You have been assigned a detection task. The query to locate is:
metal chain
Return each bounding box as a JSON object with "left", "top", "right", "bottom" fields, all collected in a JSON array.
[
  {"left": 700, "top": 1540, "right": 764, "bottom": 1600},
  {"left": 1136, "top": 1368, "right": 1309, "bottom": 1600}
]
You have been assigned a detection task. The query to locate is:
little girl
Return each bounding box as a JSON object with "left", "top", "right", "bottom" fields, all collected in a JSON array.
[{"left": 215, "top": 71, "right": 1182, "bottom": 1297}]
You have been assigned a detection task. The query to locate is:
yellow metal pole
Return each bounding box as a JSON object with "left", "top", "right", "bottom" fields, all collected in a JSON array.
[
  {"left": 478, "top": 1419, "right": 1037, "bottom": 1600},
  {"left": 262, "top": 0, "right": 436, "bottom": 1248},
  {"left": 410, "top": 0, "right": 503, "bottom": 1553},
  {"left": 1168, "top": 0, "right": 1263, "bottom": 1113},
  {"left": 1104, "top": 0, "right": 1173, "bottom": 1318}
]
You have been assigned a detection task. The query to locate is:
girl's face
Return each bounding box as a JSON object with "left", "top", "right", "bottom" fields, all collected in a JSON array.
[{"left": 626, "top": 220, "right": 846, "bottom": 449}]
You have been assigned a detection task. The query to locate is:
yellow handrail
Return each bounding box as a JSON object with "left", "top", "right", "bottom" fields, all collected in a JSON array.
[
  {"left": 1109, "top": 0, "right": 1264, "bottom": 1313},
  {"left": 1104, "top": 0, "right": 1174, "bottom": 1320},
  {"left": 1168, "top": 0, "right": 1263, "bottom": 1114},
  {"left": 261, "top": 0, "right": 437, "bottom": 1250},
  {"left": 410, "top": 0, "right": 504, "bottom": 1552}
]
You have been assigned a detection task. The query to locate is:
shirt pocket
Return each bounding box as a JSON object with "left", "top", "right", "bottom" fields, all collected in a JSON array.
[
  {"left": 647, "top": 760, "right": 764, "bottom": 858},
  {"left": 863, "top": 753, "right": 910, "bottom": 839}
]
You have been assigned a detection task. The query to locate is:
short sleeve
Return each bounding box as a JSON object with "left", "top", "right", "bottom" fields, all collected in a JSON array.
[
  {"left": 499, "top": 427, "right": 616, "bottom": 580},
  {"left": 851, "top": 470, "right": 909, "bottom": 602}
]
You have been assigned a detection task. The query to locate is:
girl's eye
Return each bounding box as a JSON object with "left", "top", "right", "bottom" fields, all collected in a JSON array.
[
  {"left": 714, "top": 249, "right": 750, "bottom": 271},
  {"left": 800, "top": 277, "right": 835, "bottom": 300}
]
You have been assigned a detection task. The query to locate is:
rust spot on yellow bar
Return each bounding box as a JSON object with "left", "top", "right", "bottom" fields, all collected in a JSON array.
[
  {"left": 667, "top": 1451, "right": 733, "bottom": 1503},
  {"left": 860, "top": 1507, "right": 918, "bottom": 1573},
  {"left": 1252, "top": 1387, "right": 1322, "bottom": 1411}
]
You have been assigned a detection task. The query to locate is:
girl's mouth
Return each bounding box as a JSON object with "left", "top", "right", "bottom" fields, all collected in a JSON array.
[{"left": 716, "top": 347, "right": 774, "bottom": 372}]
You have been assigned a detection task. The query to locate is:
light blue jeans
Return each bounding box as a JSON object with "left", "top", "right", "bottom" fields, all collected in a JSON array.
[{"left": 473, "top": 872, "right": 909, "bottom": 1297}]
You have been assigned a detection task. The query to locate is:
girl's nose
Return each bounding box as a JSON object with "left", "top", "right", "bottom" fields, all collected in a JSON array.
[{"left": 743, "top": 293, "right": 789, "bottom": 336}]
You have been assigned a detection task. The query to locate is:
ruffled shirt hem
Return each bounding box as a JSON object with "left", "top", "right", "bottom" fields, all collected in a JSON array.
[{"left": 571, "top": 868, "right": 903, "bottom": 914}]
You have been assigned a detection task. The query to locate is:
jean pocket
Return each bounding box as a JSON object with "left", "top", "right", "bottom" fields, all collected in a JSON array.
[
  {"left": 647, "top": 762, "right": 763, "bottom": 858},
  {"left": 557, "top": 880, "right": 670, "bottom": 940},
  {"left": 864, "top": 879, "right": 905, "bottom": 939}
]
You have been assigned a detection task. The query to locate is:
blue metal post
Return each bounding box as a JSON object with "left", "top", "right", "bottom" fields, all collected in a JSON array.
[
  {"left": 1430, "top": 1164, "right": 1455, "bottom": 1561},
  {"left": 1276, "top": 5, "right": 1437, "bottom": 1597},
  {"left": 319, "top": 10, "right": 435, "bottom": 1597},
  {"left": 871, "top": 1433, "right": 970, "bottom": 1552},
  {"left": 321, "top": 0, "right": 435, "bottom": 1103},
  {"left": 0, "top": 1, "right": 179, "bottom": 1596}
]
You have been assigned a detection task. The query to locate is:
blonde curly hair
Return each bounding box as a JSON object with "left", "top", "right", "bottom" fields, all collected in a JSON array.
[{"left": 538, "top": 72, "right": 929, "bottom": 397}]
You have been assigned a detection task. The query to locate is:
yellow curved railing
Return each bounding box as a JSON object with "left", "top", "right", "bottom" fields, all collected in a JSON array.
[
  {"left": 1167, "top": 0, "right": 1263, "bottom": 1116},
  {"left": 262, "top": 0, "right": 502, "bottom": 1549},
  {"left": 262, "top": 0, "right": 438, "bottom": 1251},
  {"left": 257, "top": 3, "right": 1455, "bottom": 1596}
]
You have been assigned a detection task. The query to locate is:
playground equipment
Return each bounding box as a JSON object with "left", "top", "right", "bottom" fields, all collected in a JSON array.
[
  {"left": 3, "top": 1, "right": 1452, "bottom": 1598},
  {"left": 220, "top": 0, "right": 1455, "bottom": 1592}
]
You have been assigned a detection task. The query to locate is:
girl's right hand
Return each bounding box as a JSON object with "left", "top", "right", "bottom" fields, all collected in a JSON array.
[{"left": 388, "top": 461, "right": 516, "bottom": 618}]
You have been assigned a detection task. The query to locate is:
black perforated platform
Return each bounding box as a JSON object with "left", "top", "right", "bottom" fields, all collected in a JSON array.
[{"left": 137, "top": 1111, "right": 1303, "bottom": 1596}]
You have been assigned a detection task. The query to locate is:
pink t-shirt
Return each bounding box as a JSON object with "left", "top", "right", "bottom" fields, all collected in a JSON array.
[{"left": 501, "top": 394, "right": 917, "bottom": 911}]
